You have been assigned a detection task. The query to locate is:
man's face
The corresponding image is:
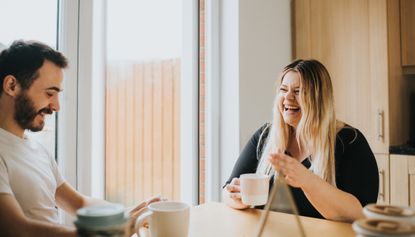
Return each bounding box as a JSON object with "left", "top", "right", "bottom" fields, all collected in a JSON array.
[
  {"left": 14, "top": 60, "right": 63, "bottom": 132},
  {"left": 14, "top": 92, "right": 53, "bottom": 132}
]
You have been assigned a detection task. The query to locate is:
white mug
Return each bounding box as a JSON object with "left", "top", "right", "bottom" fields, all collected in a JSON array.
[
  {"left": 240, "top": 173, "right": 270, "bottom": 206},
  {"left": 135, "top": 201, "right": 190, "bottom": 237}
]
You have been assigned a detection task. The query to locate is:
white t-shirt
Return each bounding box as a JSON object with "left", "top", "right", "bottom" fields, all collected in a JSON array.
[{"left": 0, "top": 128, "right": 65, "bottom": 223}]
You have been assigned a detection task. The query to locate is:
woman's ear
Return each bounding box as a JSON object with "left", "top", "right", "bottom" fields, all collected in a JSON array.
[{"left": 2, "top": 75, "right": 20, "bottom": 97}]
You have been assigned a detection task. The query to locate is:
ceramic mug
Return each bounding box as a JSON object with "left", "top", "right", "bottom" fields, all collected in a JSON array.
[
  {"left": 239, "top": 173, "right": 270, "bottom": 206},
  {"left": 363, "top": 204, "right": 415, "bottom": 224},
  {"left": 135, "top": 201, "right": 190, "bottom": 237},
  {"left": 74, "top": 203, "right": 128, "bottom": 237},
  {"left": 352, "top": 218, "right": 415, "bottom": 237}
]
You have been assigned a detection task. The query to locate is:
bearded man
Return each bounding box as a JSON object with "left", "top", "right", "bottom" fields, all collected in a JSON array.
[{"left": 0, "top": 40, "right": 158, "bottom": 237}]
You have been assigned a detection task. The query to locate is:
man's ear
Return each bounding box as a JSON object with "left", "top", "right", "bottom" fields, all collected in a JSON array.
[{"left": 2, "top": 75, "right": 20, "bottom": 97}]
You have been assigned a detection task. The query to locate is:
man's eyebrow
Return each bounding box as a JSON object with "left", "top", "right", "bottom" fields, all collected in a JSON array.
[{"left": 46, "top": 87, "right": 63, "bottom": 92}]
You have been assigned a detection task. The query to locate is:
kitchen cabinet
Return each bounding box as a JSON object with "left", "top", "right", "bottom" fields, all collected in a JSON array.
[
  {"left": 293, "top": 0, "right": 410, "bottom": 155},
  {"left": 400, "top": 0, "right": 415, "bottom": 67},
  {"left": 390, "top": 154, "right": 415, "bottom": 207},
  {"left": 293, "top": 0, "right": 415, "bottom": 207},
  {"left": 375, "top": 154, "right": 390, "bottom": 204}
]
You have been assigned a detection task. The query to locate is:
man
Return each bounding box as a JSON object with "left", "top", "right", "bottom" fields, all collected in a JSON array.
[{"left": 0, "top": 40, "right": 157, "bottom": 236}]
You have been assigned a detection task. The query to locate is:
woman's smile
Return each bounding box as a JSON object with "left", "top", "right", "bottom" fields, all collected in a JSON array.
[{"left": 279, "top": 71, "right": 302, "bottom": 127}]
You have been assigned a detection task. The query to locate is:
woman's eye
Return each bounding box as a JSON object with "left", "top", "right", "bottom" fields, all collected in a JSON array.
[
  {"left": 46, "top": 92, "right": 54, "bottom": 97},
  {"left": 279, "top": 88, "right": 288, "bottom": 92},
  {"left": 295, "top": 90, "right": 300, "bottom": 95}
]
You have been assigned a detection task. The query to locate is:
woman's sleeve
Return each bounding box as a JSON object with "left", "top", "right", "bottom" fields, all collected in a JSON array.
[
  {"left": 223, "top": 125, "right": 268, "bottom": 187},
  {"left": 336, "top": 129, "right": 379, "bottom": 206}
]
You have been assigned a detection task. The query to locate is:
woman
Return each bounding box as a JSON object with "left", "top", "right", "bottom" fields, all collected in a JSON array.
[{"left": 223, "top": 59, "right": 378, "bottom": 222}]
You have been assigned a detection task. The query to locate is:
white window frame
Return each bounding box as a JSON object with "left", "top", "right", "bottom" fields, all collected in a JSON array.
[
  {"left": 181, "top": 0, "right": 200, "bottom": 205},
  {"left": 57, "top": 0, "right": 106, "bottom": 200},
  {"left": 205, "top": 0, "right": 221, "bottom": 202},
  {"left": 57, "top": 0, "right": 80, "bottom": 191}
]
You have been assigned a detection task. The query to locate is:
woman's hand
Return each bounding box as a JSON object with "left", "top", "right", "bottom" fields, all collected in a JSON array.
[
  {"left": 223, "top": 178, "right": 249, "bottom": 209},
  {"left": 126, "top": 196, "right": 162, "bottom": 236},
  {"left": 269, "top": 150, "right": 316, "bottom": 188}
]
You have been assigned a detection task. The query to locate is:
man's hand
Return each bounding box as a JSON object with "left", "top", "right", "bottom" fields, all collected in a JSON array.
[{"left": 126, "top": 196, "right": 162, "bottom": 236}]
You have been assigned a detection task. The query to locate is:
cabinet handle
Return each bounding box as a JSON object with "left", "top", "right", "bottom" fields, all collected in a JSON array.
[
  {"left": 377, "top": 110, "right": 384, "bottom": 141},
  {"left": 379, "top": 170, "right": 385, "bottom": 201}
]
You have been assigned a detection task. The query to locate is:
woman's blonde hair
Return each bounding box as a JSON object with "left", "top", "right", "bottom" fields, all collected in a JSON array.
[{"left": 256, "top": 59, "right": 338, "bottom": 186}]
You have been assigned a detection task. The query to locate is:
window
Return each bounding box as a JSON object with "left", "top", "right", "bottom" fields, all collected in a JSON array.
[
  {"left": 105, "top": 0, "right": 184, "bottom": 205},
  {"left": 0, "top": 0, "right": 58, "bottom": 156},
  {"left": 56, "top": 0, "right": 199, "bottom": 208}
]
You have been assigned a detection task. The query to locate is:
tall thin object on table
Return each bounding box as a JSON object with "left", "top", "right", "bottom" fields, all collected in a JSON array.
[{"left": 254, "top": 175, "right": 306, "bottom": 237}]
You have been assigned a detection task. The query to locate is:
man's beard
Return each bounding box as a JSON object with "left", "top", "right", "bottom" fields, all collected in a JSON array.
[{"left": 14, "top": 92, "right": 53, "bottom": 132}]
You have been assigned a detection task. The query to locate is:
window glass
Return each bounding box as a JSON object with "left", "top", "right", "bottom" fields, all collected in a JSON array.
[
  {"left": 0, "top": 0, "right": 58, "bottom": 155},
  {"left": 106, "top": 0, "right": 182, "bottom": 205}
]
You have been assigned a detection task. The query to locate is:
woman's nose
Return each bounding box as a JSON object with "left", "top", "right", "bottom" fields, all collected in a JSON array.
[{"left": 285, "top": 89, "right": 296, "bottom": 100}]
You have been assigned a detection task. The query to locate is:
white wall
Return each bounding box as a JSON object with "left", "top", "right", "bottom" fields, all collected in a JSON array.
[{"left": 219, "top": 0, "right": 292, "bottom": 192}]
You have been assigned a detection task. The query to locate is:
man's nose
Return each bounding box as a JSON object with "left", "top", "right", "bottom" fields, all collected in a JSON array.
[{"left": 50, "top": 96, "right": 60, "bottom": 112}]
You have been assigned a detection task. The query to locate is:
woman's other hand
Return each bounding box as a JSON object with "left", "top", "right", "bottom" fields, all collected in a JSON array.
[
  {"left": 269, "top": 151, "right": 316, "bottom": 188},
  {"left": 223, "top": 178, "right": 250, "bottom": 210}
]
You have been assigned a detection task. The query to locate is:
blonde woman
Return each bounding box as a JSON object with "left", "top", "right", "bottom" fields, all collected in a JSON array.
[{"left": 223, "top": 59, "right": 378, "bottom": 222}]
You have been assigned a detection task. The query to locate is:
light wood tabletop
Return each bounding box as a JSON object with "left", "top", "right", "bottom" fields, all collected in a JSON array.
[{"left": 188, "top": 202, "right": 356, "bottom": 237}]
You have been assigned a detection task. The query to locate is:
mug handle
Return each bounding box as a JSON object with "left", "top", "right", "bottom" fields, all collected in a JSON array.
[{"left": 135, "top": 209, "right": 153, "bottom": 237}]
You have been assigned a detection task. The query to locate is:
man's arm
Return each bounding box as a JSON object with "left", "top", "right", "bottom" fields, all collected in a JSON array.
[
  {"left": 0, "top": 193, "right": 76, "bottom": 237},
  {"left": 55, "top": 182, "right": 108, "bottom": 215},
  {"left": 56, "top": 182, "right": 162, "bottom": 236}
]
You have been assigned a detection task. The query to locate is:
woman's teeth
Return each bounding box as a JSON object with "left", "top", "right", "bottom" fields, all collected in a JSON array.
[{"left": 284, "top": 106, "right": 300, "bottom": 112}]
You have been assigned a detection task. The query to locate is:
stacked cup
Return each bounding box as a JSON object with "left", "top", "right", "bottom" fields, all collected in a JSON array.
[
  {"left": 353, "top": 204, "right": 415, "bottom": 237},
  {"left": 74, "top": 203, "right": 129, "bottom": 237}
]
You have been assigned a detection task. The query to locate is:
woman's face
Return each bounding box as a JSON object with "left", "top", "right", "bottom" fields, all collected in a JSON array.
[{"left": 278, "top": 71, "right": 302, "bottom": 128}]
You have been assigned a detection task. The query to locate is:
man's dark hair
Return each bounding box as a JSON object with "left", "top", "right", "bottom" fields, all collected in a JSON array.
[{"left": 0, "top": 40, "right": 68, "bottom": 95}]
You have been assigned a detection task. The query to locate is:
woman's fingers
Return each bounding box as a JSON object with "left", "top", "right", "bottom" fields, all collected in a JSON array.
[
  {"left": 226, "top": 183, "right": 240, "bottom": 193},
  {"left": 269, "top": 154, "right": 285, "bottom": 173},
  {"left": 230, "top": 177, "right": 240, "bottom": 185},
  {"left": 225, "top": 177, "right": 243, "bottom": 201},
  {"left": 226, "top": 177, "right": 241, "bottom": 193},
  {"left": 230, "top": 192, "right": 241, "bottom": 200},
  {"left": 269, "top": 152, "right": 299, "bottom": 178}
]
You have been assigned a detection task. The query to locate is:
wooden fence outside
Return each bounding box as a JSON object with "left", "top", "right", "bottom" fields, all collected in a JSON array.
[{"left": 105, "top": 59, "right": 181, "bottom": 206}]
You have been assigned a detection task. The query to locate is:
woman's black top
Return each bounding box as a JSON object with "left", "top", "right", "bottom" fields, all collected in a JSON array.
[{"left": 224, "top": 124, "right": 379, "bottom": 219}]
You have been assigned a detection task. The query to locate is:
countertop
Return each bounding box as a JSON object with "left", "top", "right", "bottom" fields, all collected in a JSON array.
[{"left": 389, "top": 144, "right": 415, "bottom": 155}]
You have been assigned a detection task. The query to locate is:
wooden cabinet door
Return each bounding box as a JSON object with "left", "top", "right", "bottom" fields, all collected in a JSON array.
[
  {"left": 408, "top": 156, "right": 415, "bottom": 207},
  {"left": 390, "top": 154, "right": 415, "bottom": 207},
  {"left": 400, "top": 0, "right": 415, "bottom": 66},
  {"left": 375, "top": 154, "right": 389, "bottom": 204},
  {"left": 293, "top": 0, "right": 389, "bottom": 153}
]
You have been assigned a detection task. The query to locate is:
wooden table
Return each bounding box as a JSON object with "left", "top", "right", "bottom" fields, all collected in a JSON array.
[{"left": 188, "top": 202, "right": 355, "bottom": 237}]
